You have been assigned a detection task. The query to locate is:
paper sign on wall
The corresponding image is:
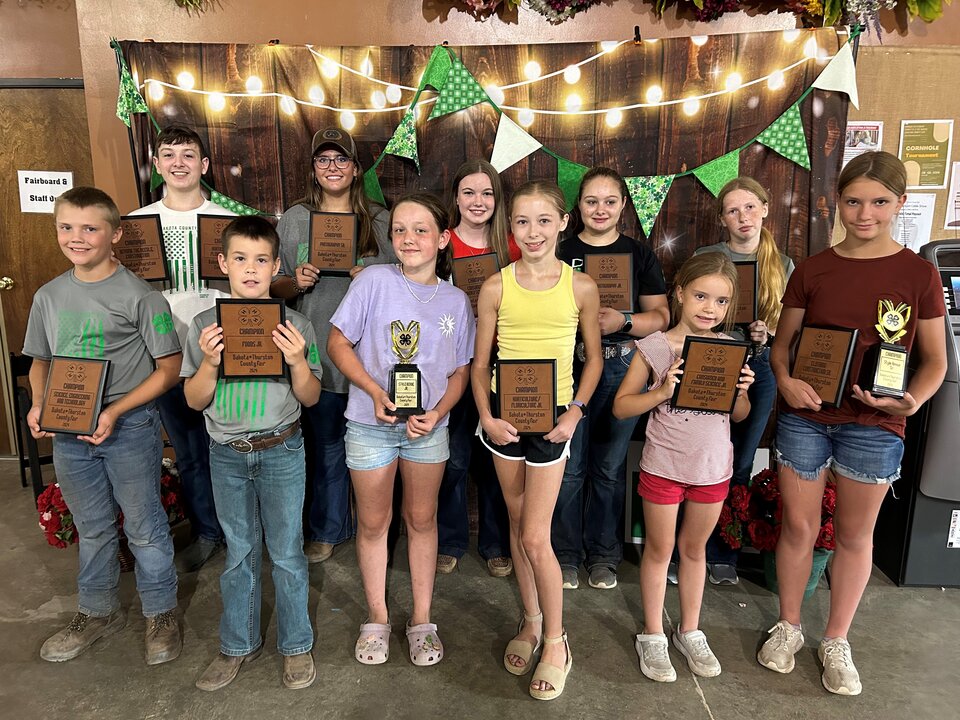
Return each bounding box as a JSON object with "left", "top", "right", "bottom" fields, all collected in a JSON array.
[
  {"left": 18, "top": 170, "right": 74, "bottom": 213},
  {"left": 893, "top": 194, "right": 936, "bottom": 252}
]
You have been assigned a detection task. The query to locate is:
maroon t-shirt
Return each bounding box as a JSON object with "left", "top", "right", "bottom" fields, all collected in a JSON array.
[{"left": 782, "top": 247, "right": 945, "bottom": 437}]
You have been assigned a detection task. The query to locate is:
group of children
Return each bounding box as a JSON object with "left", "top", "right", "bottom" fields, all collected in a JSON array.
[{"left": 24, "top": 121, "right": 946, "bottom": 702}]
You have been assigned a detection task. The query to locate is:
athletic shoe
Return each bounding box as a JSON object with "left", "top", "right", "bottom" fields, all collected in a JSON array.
[
  {"left": 666, "top": 561, "right": 679, "bottom": 585},
  {"left": 758, "top": 620, "right": 804, "bottom": 673},
  {"left": 634, "top": 633, "right": 676, "bottom": 683},
  {"left": 561, "top": 565, "right": 579, "bottom": 590},
  {"left": 819, "top": 638, "right": 862, "bottom": 696},
  {"left": 588, "top": 566, "right": 617, "bottom": 589},
  {"left": 672, "top": 629, "right": 721, "bottom": 677},
  {"left": 707, "top": 563, "right": 740, "bottom": 585}
]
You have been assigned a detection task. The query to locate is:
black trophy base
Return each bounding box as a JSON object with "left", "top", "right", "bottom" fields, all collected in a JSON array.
[
  {"left": 859, "top": 342, "right": 909, "bottom": 399},
  {"left": 387, "top": 364, "right": 424, "bottom": 417}
]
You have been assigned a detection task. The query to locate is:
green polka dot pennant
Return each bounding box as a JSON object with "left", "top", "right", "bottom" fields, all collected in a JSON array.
[
  {"left": 428, "top": 57, "right": 488, "bottom": 120},
  {"left": 692, "top": 150, "right": 741, "bottom": 197},
  {"left": 557, "top": 157, "right": 589, "bottom": 212},
  {"left": 209, "top": 190, "right": 262, "bottom": 216},
  {"left": 363, "top": 168, "right": 386, "bottom": 207},
  {"left": 625, "top": 174, "right": 675, "bottom": 239},
  {"left": 116, "top": 62, "right": 149, "bottom": 127},
  {"left": 384, "top": 111, "right": 420, "bottom": 172},
  {"left": 757, "top": 104, "right": 810, "bottom": 170}
]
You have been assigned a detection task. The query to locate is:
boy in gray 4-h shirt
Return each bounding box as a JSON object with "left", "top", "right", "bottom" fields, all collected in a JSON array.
[
  {"left": 181, "top": 216, "right": 322, "bottom": 692},
  {"left": 24, "top": 187, "right": 183, "bottom": 666}
]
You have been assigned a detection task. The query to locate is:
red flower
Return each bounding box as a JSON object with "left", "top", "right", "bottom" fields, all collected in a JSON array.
[
  {"left": 748, "top": 519, "right": 778, "bottom": 552},
  {"left": 816, "top": 519, "right": 836, "bottom": 551},
  {"left": 729, "top": 485, "right": 750, "bottom": 517}
]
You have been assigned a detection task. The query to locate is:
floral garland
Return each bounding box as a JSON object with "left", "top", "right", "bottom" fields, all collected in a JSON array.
[{"left": 457, "top": 0, "right": 603, "bottom": 22}]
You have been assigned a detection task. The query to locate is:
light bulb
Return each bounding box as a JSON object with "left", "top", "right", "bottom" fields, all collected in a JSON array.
[
  {"left": 308, "top": 85, "right": 325, "bottom": 104},
  {"left": 565, "top": 93, "right": 582, "bottom": 113},
  {"left": 245, "top": 76, "right": 263, "bottom": 94},
  {"left": 600, "top": 41, "right": 619, "bottom": 53},
  {"left": 208, "top": 92, "right": 226, "bottom": 112},
  {"left": 803, "top": 38, "right": 819, "bottom": 59},
  {"left": 386, "top": 84, "right": 402, "bottom": 104},
  {"left": 691, "top": 36, "right": 708, "bottom": 47},
  {"left": 517, "top": 108, "right": 535, "bottom": 128},
  {"left": 485, "top": 84, "right": 505, "bottom": 106},
  {"left": 321, "top": 58, "right": 339, "bottom": 79},
  {"left": 563, "top": 65, "right": 581, "bottom": 84},
  {"left": 767, "top": 70, "right": 785, "bottom": 90},
  {"left": 645, "top": 85, "right": 663, "bottom": 104},
  {"left": 279, "top": 96, "right": 296, "bottom": 115},
  {"left": 725, "top": 72, "right": 742, "bottom": 91},
  {"left": 605, "top": 109, "right": 623, "bottom": 128},
  {"left": 360, "top": 57, "right": 374, "bottom": 77},
  {"left": 783, "top": 29, "right": 801, "bottom": 43},
  {"left": 148, "top": 81, "right": 164, "bottom": 101},
  {"left": 371, "top": 90, "right": 386, "bottom": 109},
  {"left": 524, "top": 61, "right": 542, "bottom": 80},
  {"left": 682, "top": 98, "right": 700, "bottom": 116},
  {"left": 340, "top": 111, "right": 356, "bottom": 131},
  {"left": 176, "top": 71, "right": 195, "bottom": 90}
]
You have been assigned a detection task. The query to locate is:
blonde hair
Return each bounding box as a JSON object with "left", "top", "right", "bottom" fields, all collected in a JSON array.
[
  {"left": 717, "top": 177, "right": 787, "bottom": 332},
  {"left": 448, "top": 160, "right": 511, "bottom": 267},
  {"left": 510, "top": 180, "right": 566, "bottom": 217},
  {"left": 671, "top": 252, "right": 739, "bottom": 333}
]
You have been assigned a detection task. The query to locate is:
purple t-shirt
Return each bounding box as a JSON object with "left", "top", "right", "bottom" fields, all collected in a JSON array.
[{"left": 330, "top": 264, "right": 476, "bottom": 427}]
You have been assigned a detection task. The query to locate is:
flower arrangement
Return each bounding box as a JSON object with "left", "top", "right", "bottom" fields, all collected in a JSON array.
[
  {"left": 456, "top": 0, "right": 602, "bottom": 22},
  {"left": 718, "top": 468, "right": 836, "bottom": 553}
]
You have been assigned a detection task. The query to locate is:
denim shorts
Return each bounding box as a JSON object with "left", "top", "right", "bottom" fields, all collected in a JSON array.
[
  {"left": 775, "top": 412, "right": 902, "bottom": 485},
  {"left": 345, "top": 420, "right": 449, "bottom": 471}
]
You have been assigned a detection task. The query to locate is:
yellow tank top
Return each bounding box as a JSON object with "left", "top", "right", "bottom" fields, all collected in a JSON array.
[{"left": 494, "top": 261, "right": 579, "bottom": 405}]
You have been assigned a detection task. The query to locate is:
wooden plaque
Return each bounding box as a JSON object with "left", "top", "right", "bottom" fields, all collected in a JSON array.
[
  {"left": 117, "top": 214, "right": 169, "bottom": 281},
  {"left": 584, "top": 253, "right": 634, "bottom": 312},
  {"left": 216, "top": 299, "right": 286, "bottom": 378},
  {"left": 308, "top": 211, "right": 358, "bottom": 275},
  {"left": 672, "top": 337, "right": 750, "bottom": 414},
  {"left": 496, "top": 359, "right": 558, "bottom": 435},
  {"left": 197, "top": 214, "right": 233, "bottom": 281},
  {"left": 791, "top": 325, "right": 858, "bottom": 408},
  {"left": 733, "top": 261, "right": 758, "bottom": 326},
  {"left": 451, "top": 253, "right": 499, "bottom": 316},
  {"left": 39, "top": 356, "right": 110, "bottom": 435}
]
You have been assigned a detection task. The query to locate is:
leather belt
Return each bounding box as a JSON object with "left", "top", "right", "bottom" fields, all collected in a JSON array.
[
  {"left": 575, "top": 342, "right": 633, "bottom": 362},
  {"left": 226, "top": 421, "right": 300, "bottom": 454}
]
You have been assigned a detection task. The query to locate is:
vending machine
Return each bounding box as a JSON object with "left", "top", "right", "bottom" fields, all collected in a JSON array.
[{"left": 874, "top": 240, "right": 960, "bottom": 587}]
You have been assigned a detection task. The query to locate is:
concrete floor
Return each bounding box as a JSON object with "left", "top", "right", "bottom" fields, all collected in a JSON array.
[{"left": 2, "top": 457, "right": 958, "bottom": 720}]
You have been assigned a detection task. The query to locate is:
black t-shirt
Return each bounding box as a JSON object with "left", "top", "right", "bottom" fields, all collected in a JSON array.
[{"left": 558, "top": 233, "right": 667, "bottom": 344}]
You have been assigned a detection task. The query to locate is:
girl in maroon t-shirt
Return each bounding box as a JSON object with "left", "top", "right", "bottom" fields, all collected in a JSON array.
[{"left": 762, "top": 152, "right": 947, "bottom": 696}]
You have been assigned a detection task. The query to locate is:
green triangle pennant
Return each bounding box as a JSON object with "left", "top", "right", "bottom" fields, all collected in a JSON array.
[
  {"left": 383, "top": 111, "right": 420, "bottom": 172},
  {"left": 116, "top": 63, "right": 149, "bottom": 127},
  {"left": 428, "top": 57, "right": 488, "bottom": 120},
  {"left": 693, "top": 150, "right": 741, "bottom": 197},
  {"left": 209, "top": 189, "right": 262, "bottom": 216},
  {"left": 557, "top": 157, "right": 589, "bottom": 212},
  {"left": 150, "top": 164, "right": 164, "bottom": 191},
  {"left": 363, "top": 167, "right": 386, "bottom": 206},
  {"left": 757, "top": 104, "right": 810, "bottom": 170},
  {"left": 420, "top": 46, "right": 453, "bottom": 92},
  {"left": 625, "top": 175, "right": 675, "bottom": 238}
]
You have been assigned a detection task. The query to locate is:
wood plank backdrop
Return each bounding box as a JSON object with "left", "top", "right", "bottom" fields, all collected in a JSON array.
[{"left": 121, "top": 28, "right": 849, "bottom": 281}]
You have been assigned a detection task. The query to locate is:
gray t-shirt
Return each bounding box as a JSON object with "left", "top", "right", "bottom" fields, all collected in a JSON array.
[
  {"left": 180, "top": 305, "right": 323, "bottom": 443},
  {"left": 276, "top": 202, "right": 395, "bottom": 394},
  {"left": 23, "top": 265, "right": 182, "bottom": 403}
]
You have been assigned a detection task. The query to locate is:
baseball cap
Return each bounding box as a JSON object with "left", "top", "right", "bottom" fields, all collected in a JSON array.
[{"left": 311, "top": 127, "right": 357, "bottom": 158}]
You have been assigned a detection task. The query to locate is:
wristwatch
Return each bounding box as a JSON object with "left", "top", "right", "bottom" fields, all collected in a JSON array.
[
  {"left": 621, "top": 312, "right": 633, "bottom": 334},
  {"left": 570, "top": 400, "right": 588, "bottom": 417}
]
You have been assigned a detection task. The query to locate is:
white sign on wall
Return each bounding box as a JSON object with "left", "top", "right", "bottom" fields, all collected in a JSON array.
[{"left": 18, "top": 170, "right": 74, "bottom": 214}]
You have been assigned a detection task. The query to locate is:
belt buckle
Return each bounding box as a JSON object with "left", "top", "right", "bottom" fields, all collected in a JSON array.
[{"left": 231, "top": 438, "right": 255, "bottom": 454}]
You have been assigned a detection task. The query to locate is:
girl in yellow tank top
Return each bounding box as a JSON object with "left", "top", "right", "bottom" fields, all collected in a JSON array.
[{"left": 471, "top": 181, "right": 602, "bottom": 701}]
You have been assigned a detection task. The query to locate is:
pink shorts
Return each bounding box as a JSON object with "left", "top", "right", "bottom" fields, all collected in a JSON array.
[{"left": 638, "top": 470, "right": 730, "bottom": 505}]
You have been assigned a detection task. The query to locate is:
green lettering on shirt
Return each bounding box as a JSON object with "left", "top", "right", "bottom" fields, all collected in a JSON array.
[
  {"left": 213, "top": 379, "right": 268, "bottom": 422},
  {"left": 152, "top": 312, "right": 174, "bottom": 335},
  {"left": 56, "top": 312, "right": 105, "bottom": 358},
  {"left": 308, "top": 342, "right": 320, "bottom": 365}
]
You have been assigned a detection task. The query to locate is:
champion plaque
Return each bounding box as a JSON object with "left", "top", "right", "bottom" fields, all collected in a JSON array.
[
  {"left": 117, "top": 215, "right": 169, "bottom": 281},
  {"left": 792, "top": 325, "right": 858, "bottom": 408},
  {"left": 672, "top": 337, "right": 750, "bottom": 414},
  {"left": 733, "top": 261, "right": 758, "bottom": 326},
  {"left": 859, "top": 300, "right": 911, "bottom": 399},
  {"left": 308, "top": 211, "right": 358, "bottom": 276},
  {"left": 584, "top": 253, "right": 634, "bottom": 312},
  {"left": 39, "top": 356, "right": 111, "bottom": 435},
  {"left": 198, "top": 214, "right": 234, "bottom": 281},
  {"left": 496, "top": 359, "right": 558, "bottom": 435},
  {"left": 451, "top": 253, "right": 499, "bottom": 316},
  {"left": 387, "top": 320, "right": 424, "bottom": 417},
  {"left": 216, "top": 299, "right": 286, "bottom": 379}
]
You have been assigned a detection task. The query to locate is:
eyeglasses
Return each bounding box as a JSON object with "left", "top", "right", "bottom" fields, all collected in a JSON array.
[{"left": 313, "top": 155, "right": 353, "bottom": 169}]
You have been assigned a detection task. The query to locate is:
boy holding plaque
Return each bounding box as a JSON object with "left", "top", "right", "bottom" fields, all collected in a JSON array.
[
  {"left": 761, "top": 152, "right": 946, "bottom": 696},
  {"left": 553, "top": 166, "right": 670, "bottom": 592},
  {"left": 24, "top": 187, "right": 184, "bottom": 665},
  {"left": 182, "top": 217, "right": 323, "bottom": 691},
  {"left": 129, "top": 124, "right": 235, "bottom": 573},
  {"left": 613, "top": 252, "right": 754, "bottom": 684}
]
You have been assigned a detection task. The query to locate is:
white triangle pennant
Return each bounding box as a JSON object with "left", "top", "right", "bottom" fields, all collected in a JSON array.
[
  {"left": 811, "top": 41, "right": 859, "bottom": 109},
  {"left": 490, "top": 114, "right": 542, "bottom": 172}
]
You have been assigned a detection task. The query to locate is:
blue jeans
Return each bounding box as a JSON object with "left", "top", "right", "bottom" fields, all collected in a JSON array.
[
  {"left": 303, "top": 391, "right": 353, "bottom": 545},
  {"left": 209, "top": 429, "right": 313, "bottom": 657},
  {"left": 157, "top": 383, "right": 222, "bottom": 542},
  {"left": 437, "top": 388, "right": 511, "bottom": 560},
  {"left": 53, "top": 403, "right": 177, "bottom": 617},
  {"left": 552, "top": 350, "right": 639, "bottom": 571}
]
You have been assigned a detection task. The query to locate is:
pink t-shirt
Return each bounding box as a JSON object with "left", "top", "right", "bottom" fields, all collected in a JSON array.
[{"left": 636, "top": 332, "right": 734, "bottom": 486}]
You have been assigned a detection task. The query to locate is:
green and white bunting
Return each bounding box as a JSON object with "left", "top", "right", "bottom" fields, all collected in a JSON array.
[
  {"left": 363, "top": 168, "right": 386, "bottom": 206},
  {"left": 757, "top": 104, "right": 810, "bottom": 170},
  {"left": 693, "top": 150, "right": 740, "bottom": 197},
  {"left": 557, "top": 157, "right": 590, "bottom": 211},
  {"left": 384, "top": 110, "right": 420, "bottom": 171},
  {"left": 210, "top": 190, "right": 262, "bottom": 216},
  {"left": 420, "top": 46, "right": 453, "bottom": 93},
  {"left": 150, "top": 165, "right": 164, "bottom": 192},
  {"left": 428, "top": 57, "right": 488, "bottom": 120},
  {"left": 490, "top": 113, "right": 542, "bottom": 172},
  {"left": 116, "top": 62, "right": 149, "bottom": 127},
  {"left": 811, "top": 40, "right": 859, "bottom": 109},
  {"left": 625, "top": 175, "right": 675, "bottom": 238}
]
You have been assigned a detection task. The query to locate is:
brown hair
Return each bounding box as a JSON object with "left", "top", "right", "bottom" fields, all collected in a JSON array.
[
  {"left": 155, "top": 124, "right": 209, "bottom": 158},
  {"left": 390, "top": 193, "right": 452, "bottom": 279},
  {"left": 54, "top": 187, "right": 120, "bottom": 231},
  {"left": 221, "top": 216, "right": 280, "bottom": 260},
  {"left": 565, "top": 166, "right": 629, "bottom": 238},
  {"left": 447, "top": 159, "right": 511, "bottom": 267},
  {"left": 717, "top": 177, "right": 787, "bottom": 332},
  {"left": 671, "top": 252, "right": 739, "bottom": 333},
  {"left": 837, "top": 150, "right": 907, "bottom": 197}
]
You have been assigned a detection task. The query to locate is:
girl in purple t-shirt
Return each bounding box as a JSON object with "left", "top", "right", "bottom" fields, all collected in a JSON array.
[{"left": 614, "top": 252, "right": 754, "bottom": 684}]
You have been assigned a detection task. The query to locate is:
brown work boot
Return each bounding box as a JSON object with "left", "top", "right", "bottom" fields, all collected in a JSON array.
[
  {"left": 283, "top": 651, "right": 317, "bottom": 689},
  {"left": 304, "top": 541, "right": 334, "bottom": 564},
  {"left": 144, "top": 609, "right": 182, "bottom": 665},
  {"left": 486, "top": 556, "right": 514, "bottom": 578},
  {"left": 436, "top": 554, "right": 458, "bottom": 574},
  {"left": 40, "top": 610, "right": 126, "bottom": 662},
  {"left": 196, "top": 647, "right": 263, "bottom": 691}
]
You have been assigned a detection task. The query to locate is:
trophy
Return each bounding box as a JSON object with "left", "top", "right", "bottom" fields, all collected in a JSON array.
[
  {"left": 387, "top": 320, "right": 424, "bottom": 416},
  {"left": 859, "top": 300, "right": 911, "bottom": 399}
]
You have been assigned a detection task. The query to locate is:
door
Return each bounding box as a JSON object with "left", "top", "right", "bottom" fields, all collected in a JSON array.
[{"left": 0, "top": 87, "right": 94, "bottom": 456}]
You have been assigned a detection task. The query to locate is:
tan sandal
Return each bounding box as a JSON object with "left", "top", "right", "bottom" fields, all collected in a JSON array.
[
  {"left": 503, "top": 611, "right": 543, "bottom": 675},
  {"left": 529, "top": 632, "right": 572, "bottom": 701}
]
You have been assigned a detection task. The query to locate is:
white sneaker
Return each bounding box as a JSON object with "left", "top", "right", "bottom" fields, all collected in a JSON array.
[
  {"left": 635, "top": 633, "right": 676, "bottom": 683},
  {"left": 672, "top": 629, "right": 721, "bottom": 677},
  {"left": 757, "top": 620, "right": 804, "bottom": 673},
  {"left": 818, "top": 638, "right": 862, "bottom": 696}
]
